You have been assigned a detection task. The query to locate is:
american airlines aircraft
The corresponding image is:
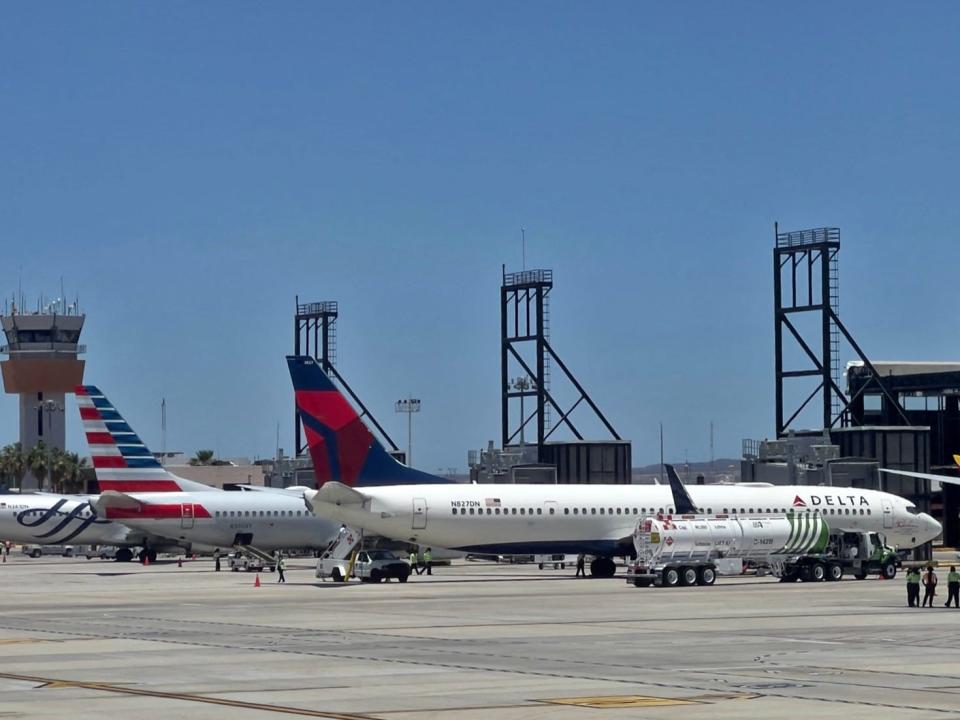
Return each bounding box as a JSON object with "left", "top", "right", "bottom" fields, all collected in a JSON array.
[
  {"left": 288, "top": 355, "right": 942, "bottom": 577},
  {"left": 74, "top": 384, "right": 343, "bottom": 561}
]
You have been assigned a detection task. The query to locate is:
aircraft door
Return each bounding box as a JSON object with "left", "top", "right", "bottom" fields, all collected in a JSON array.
[
  {"left": 882, "top": 499, "right": 893, "bottom": 529},
  {"left": 181, "top": 503, "right": 195, "bottom": 529},
  {"left": 412, "top": 498, "right": 427, "bottom": 530}
]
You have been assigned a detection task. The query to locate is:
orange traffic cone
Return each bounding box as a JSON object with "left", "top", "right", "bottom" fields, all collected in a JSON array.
[
  {"left": 143, "top": 555, "right": 150, "bottom": 567},
  {"left": 254, "top": 573, "right": 261, "bottom": 588}
]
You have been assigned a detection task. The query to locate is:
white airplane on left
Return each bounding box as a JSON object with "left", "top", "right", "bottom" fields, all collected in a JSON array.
[
  {"left": 0, "top": 384, "right": 344, "bottom": 562},
  {"left": 0, "top": 493, "right": 155, "bottom": 561}
]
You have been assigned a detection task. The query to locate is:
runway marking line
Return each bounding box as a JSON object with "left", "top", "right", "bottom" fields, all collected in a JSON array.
[
  {"left": 0, "top": 639, "right": 47, "bottom": 645},
  {"left": 540, "top": 695, "right": 700, "bottom": 708},
  {"left": 0, "top": 671, "right": 374, "bottom": 719}
]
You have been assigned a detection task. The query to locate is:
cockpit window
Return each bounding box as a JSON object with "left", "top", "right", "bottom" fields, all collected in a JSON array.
[{"left": 905, "top": 504, "right": 920, "bottom": 515}]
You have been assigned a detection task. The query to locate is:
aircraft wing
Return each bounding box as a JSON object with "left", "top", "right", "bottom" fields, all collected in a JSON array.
[{"left": 879, "top": 468, "right": 960, "bottom": 487}]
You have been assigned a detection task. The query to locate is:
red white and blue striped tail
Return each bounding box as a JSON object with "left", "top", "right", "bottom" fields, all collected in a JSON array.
[{"left": 74, "top": 385, "right": 213, "bottom": 493}]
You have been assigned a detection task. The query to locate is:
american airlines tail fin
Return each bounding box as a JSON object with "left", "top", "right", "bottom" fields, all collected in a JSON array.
[
  {"left": 664, "top": 464, "right": 699, "bottom": 514},
  {"left": 75, "top": 385, "right": 214, "bottom": 493},
  {"left": 287, "top": 356, "right": 452, "bottom": 487}
]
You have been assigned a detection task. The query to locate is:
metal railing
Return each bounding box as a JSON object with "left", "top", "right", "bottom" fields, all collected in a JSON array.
[
  {"left": 503, "top": 269, "right": 553, "bottom": 287},
  {"left": 776, "top": 227, "right": 840, "bottom": 248}
]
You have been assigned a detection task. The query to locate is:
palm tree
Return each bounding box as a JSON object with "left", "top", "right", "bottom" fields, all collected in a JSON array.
[
  {"left": 0, "top": 445, "right": 11, "bottom": 488},
  {"left": 190, "top": 449, "right": 215, "bottom": 466},
  {"left": 48, "top": 448, "right": 70, "bottom": 494},
  {"left": 64, "top": 453, "right": 88, "bottom": 494},
  {"left": 28, "top": 442, "right": 50, "bottom": 491},
  {"left": 2, "top": 442, "right": 27, "bottom": 491}
]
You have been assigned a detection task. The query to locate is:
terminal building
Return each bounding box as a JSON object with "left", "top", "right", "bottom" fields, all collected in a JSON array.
[{"left": 1, "top": 297, "right": 85, "bottom": 489}]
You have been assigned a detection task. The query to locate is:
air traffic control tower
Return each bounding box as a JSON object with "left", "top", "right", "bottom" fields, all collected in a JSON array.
[{"left": 1, "top": 298, "right": 85, "bottom": 488}]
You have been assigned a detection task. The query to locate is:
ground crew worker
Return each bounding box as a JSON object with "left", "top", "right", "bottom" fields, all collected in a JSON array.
[
  {"left": 945, "top": 566, "right": 960, "bottom": 608},
  {"left": 423, "top": 547, "right": 433, "bottom": 576},
  {"left": 277, "top": 554, "right": 286, "bottom": 584},
  {"left": 213, "top": 548, "right": 222, "bottom": 572},
  {"left": 409, "top": 549, "right": 420, "bottom": 575},
  {"left": 921, "top": 565, "right": 938, "bottom": 607},
  {"left": 906, "top": 567, "right": 921, "bottom": 607},
  {"left": 575, "top": 553, "right": 586, "bottom": 578}
]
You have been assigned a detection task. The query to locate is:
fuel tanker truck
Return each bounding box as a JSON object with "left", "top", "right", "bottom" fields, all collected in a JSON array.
[{"left": 626, "top": 512, "right": 900, "bottom": 588}]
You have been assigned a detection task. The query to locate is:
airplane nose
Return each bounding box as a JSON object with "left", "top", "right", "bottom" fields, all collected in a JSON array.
[{"left": 920, "top": 513, "right": 942, "bottom": 543}]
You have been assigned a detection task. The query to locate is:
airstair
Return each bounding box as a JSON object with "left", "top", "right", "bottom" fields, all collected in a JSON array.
[{"left": 315, "top": 525, "right": 364, "bottom": 582}]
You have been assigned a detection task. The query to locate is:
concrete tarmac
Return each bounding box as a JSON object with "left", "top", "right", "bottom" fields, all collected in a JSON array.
[{"left": 1, "top": 555, "right": 959, "bottom": 719}]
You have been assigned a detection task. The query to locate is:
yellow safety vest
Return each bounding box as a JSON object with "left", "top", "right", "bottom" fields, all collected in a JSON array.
[
  {"left": 424, "top": 551, "right": 432, "bottom": 562},
  {"left": 949, "top": 572, "right": 960, "bottom": 583}
]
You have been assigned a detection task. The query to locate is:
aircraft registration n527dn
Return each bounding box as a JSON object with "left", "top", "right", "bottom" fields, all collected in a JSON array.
[
  {"left": 288, "top": 355, "right": 942, "bottom": 577},
  {"left": 75, "top": 384, "right": 342, "bottom": 560}
]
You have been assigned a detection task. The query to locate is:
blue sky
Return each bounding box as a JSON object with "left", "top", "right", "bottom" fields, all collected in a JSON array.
[{"left": 1, "top": 4, "right": 959, "bottom": 471}]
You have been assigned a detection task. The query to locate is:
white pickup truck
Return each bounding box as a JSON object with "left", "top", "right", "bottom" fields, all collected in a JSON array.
[
  {"left": 316, "top": 549, "right": 411, "bottom": 583},
  {"left": 22, "top": 544, "right": 74, "bottom": 558}
]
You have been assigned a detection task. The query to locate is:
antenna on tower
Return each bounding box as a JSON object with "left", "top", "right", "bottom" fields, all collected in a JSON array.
[{"left": 521, "top": 227, "right": 526, "bottom": 270}]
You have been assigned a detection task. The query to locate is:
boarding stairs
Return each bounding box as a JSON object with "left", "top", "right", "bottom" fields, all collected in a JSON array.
[{"left": 232, "top": 544, "right": 277, "bottom": 570}]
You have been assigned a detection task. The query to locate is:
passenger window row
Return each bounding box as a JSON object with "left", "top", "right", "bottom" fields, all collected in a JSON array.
[
  {"left": 448, "top": 506, "right": 872, "bottom": 518},
  {"left": 214, "top": 510, "right": 311, "bottom": 518},
  {"left": 450, "top": 506, "right": 676, "bottom": 517}
]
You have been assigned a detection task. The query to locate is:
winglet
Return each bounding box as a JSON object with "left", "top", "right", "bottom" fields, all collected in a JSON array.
[{"left": 664, "top": 464, "right": 699, "bottom": 514}]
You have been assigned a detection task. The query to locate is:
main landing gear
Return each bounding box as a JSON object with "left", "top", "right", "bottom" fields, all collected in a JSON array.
[
  {"left": 590, "top": 557, "right": 617, "bottom": 578},
  {"left": 116, "top": 548, "right": 134, "bottom": 563},
  {"left": 137, "top": 548, "right": 158, "bottom": 564}
]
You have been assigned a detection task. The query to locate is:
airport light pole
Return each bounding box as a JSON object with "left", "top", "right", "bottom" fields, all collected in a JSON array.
[
  {"left": 395, "top": 397, "right": 421, "bottom": 467},
  {"left": 511, "top": 376, "right": 532, "bottom": 444}
]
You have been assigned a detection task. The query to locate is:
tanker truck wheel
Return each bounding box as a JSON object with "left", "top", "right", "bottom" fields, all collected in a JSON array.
[
  {"left": 826, "top": 563, "right": 843, "bottom": 582},
  {"left": 679, "top": 567, "right": 698, "bottom": 586},
  {"left": 809, "top": 562, "right": 826, "bottom": 582},
  {"left": 662, "top": 567, "right": 680, "bottom": 587},
  {"left": 882, "top": 561, "right": 898, "bottom": 580},
  {"left": 698, "top": 566, "right": 716, "bottom": 586}
]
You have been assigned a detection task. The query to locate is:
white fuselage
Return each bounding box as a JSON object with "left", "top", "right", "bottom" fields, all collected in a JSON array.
[
  {"left": 309, "top": 483, "right": 941, "bottom": 555},
  {"left": 104, "top": 489, "right": 339, "bottom": 551},
  {"left": 0, "top": 495, "right": 136, "bottom": 546}
]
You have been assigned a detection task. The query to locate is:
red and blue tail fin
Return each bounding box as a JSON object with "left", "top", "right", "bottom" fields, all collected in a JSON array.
[
  {"left": 287, "top": 356, "right": 452, "bottom": 487},
  {"left": 74, "top": 386, "right": 214, "bottom": 493}
]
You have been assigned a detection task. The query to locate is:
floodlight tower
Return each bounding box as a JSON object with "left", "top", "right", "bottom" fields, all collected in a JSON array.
[
  {"left": 395, "top": 397, "right": 421, "bottom": 467},
  {"left": 1, "top": 295, "right": 85, "bottom": 489}
]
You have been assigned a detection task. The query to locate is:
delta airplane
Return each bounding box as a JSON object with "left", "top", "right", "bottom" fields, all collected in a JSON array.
[
  {"left": 73, "top": 384, "right": 345, "bottom": 561},
  {"left": 288, "top": 355, "right": 942, "bottom": 577}
]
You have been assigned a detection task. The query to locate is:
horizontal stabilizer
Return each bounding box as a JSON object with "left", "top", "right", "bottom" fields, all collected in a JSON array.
[
  {"left": 305, "top": 481, "right": 369, "bottom": 511},
  {"left": 880, "top": 468, "right": 960, "bottom": 487},
  {"left": 94, "top": 490, "right": 144, "bottom": 514}
]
